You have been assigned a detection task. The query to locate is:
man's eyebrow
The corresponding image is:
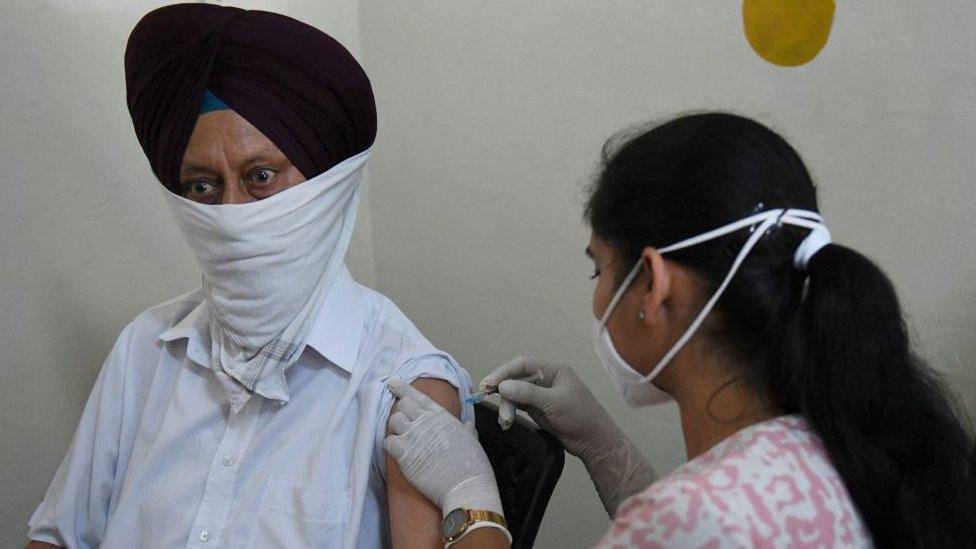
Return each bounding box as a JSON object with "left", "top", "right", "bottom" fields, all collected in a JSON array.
[
  {"left": 241, "top": 153, "right": 281, "bottom": 167},
  {"left": 179, "top": 162, "right": 214, "bottom": 175},
  {"left": 180, "top": 153, "right": 282, "bottom": 174}
]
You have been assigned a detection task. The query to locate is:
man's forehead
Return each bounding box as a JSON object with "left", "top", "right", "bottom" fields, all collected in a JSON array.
[{"left": 182, "top": 113, "right": 287, "bottom": 171}]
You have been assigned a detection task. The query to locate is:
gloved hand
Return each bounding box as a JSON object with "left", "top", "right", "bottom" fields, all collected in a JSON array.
[
  {"left": 480, "top": 357, "right": 658, "bottom": 517},
  {"left": 384, "top": 378, "right": 504, "bottom": 518}
]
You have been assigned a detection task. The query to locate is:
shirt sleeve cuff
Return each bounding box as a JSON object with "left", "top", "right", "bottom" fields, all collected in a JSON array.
[{"left": 373, "top": 353, "right": 474, "bottom": 479}]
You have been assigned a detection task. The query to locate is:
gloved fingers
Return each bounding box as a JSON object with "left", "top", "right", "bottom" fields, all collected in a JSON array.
[
  {"left": 388, "top": 378, "right": 424, "bottom": 400},
  {"left": 388, "top": 410, "right": 412, "bottom": 435},
  {"left": 497, "top": 378, "right": 550, "bottom": 408},
  {"left": 389, "top": 378, "right": 444, "bottom": 419},
  {"left": 383, "top": 433, "right": 408, "bottom": 461},
  {"left": 498, "top": 398, "right": 516, "bottom": 431},
  {"left": 479, "top": 356, "right": 552, "bottom": 392},
  {"left": 389, "top": 378, "right": 442, "bottom": 419},
  {"left": 397, "top": 395, "right": 428, "bottom": 420},
  {"left": 478, "top": 356, "right": 537, "bottom": 391}
]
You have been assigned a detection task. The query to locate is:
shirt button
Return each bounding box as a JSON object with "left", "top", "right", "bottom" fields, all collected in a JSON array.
[
  {"left": 199, "top": 530, "right": 210, "bottom": 542},
  {"left": 222, "top": 454, "right": 235, "bottom": 467}
]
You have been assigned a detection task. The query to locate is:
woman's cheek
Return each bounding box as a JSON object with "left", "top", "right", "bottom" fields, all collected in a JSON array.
[{"left": 592, "top": 276, "right": 611, "bottom": 319}]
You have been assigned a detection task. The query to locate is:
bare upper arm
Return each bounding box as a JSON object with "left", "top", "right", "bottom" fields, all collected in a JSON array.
[
  {"left": 401, "top": 378, "right": 462, "bottom": 418},
  {"left": 385, "top": 378, "right": 462, "bottom": 549}
]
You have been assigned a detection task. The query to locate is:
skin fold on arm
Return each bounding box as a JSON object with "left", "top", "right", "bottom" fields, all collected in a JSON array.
[{"left": 387, "top": 378, "right": 463, "bottom": 549}]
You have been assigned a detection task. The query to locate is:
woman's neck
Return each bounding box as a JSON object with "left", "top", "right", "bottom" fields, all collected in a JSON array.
[
  {"left": 678, "top": 402, "right": 775, "bottom": 459},
  {"left": 672, "top": 364, "right": 777, "bottom": 460}
]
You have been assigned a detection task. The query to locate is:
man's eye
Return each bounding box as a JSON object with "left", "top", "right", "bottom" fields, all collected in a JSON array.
[
  {"left": 184, "top": 180, "right": 217, "bottom": 199},
  {"left": 249, "top": 168, "right": 276, "bottom": 186}
]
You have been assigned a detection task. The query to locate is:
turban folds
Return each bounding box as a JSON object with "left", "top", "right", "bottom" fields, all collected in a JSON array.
[{"left": 124, "top": 3, "right": 377, "bottom": 192}]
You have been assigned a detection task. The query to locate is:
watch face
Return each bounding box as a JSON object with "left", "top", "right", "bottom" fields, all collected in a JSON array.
[{"left": 442, "top": 508, "right": 468, "bottom": 539}]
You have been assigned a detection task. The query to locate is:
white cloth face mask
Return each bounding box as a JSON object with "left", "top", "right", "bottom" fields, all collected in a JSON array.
[
  {"left": 593, "top": 208, "right": 831, "bottom": 408},
  {"left": 161, "top": 147, "right": 372, "bottom": 408}
]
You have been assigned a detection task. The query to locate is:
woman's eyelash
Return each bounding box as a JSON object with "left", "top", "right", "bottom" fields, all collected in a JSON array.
[{"left": 589, "top": 269, "right": 601, "bottom": 280}]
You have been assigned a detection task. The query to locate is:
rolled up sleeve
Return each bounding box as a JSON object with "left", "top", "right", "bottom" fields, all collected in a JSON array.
[{"left": 373, "top": 353, "right": 474, "bottom": 479}]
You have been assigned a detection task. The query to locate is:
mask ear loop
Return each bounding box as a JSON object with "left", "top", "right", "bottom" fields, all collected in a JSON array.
[
  {"left": 635, "top": 212, "right": 782, "bottom": 384},
  {"left": 600, "top": 209, "right": 827, "bottom": 382},
  {"left": 599, "top": 261, "right": 644, "bottom": 326},
  {"left": 598, "top": 209, "right": 783, "bottom": 327}
]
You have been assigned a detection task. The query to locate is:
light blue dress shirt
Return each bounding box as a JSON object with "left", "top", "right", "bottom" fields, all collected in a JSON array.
[{"left": 28, "top": 266, "right": 474, "bottom": 548}]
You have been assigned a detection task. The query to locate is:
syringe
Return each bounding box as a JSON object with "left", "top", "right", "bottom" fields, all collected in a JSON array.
[
  {"left": 464, "top": 370, "right": 544, "bottom": 405},
  {"left": 466, "top": 371, "right": 544, "bottom": 430}
]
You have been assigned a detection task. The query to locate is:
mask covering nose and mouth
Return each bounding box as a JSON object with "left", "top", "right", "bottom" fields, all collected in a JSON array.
[
  {"left": 162, "top": 148, "right": 371, "bottom": 411},
  {"left": 593, "top": 208, "right": 831, "bottom": 408}
]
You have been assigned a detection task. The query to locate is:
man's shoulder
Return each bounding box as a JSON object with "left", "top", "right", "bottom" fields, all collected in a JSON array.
[
  {"left": 93, "top": 289, "right": 204, "bottom": 386},
  {"left": 352, "top": 282, "right": 466, "bottom": 378},
  {"left": 124, "top": 288, "right": 204, "bottom": 341},
  {"left": 355, "top": 282, "right": 437, "bottom": 353}
]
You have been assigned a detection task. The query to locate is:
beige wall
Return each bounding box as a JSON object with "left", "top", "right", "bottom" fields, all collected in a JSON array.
[
  {"left": 357, "top": 1, "right": 976, "bottom": 547},
  {"left": 0, "top": 1, "right": 370, "bottom": 545},
  {"left": 2, "top": 1, "right": 975, "bottom": 547}
]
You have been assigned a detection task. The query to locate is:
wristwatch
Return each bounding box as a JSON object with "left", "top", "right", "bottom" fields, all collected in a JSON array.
[{"left": 441, "top": 508, "right": 510, "bottom": 545}]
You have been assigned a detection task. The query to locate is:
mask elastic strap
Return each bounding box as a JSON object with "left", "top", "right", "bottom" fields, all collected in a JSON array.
[
  {"left": 601, "top": 208, "right": 827, "bottom": 385},
  {"left": 599, "top": 260, "right": 644, "bottom": 325},
  {"left": 639, "top": 213, "right": 779, "bottom": 382},
  {"left": 599, "top": 209, "right": 824, "bottom": 326}
]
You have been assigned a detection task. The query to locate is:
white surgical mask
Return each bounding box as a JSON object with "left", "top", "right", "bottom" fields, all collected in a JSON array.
[
  {"left": 593, "top": 208, "right": 831, "bottom": 408},
  {"left": 162, "top": 147, "right": 371, "bottom": 412}
]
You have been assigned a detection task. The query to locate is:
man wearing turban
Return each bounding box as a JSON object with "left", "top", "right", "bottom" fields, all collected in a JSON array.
[{"left": 26, "top": 4, "right": 484, "bottom": 548}]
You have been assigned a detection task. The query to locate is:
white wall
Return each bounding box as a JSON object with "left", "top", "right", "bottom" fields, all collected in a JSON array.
[
  {"left": 3, "top": 1, "right": 975, "bottom": 547},
  {"left": 357, "top": 1, "right": 976, "bottom": 547},
  {"left": 0, "top": 1, "right": 370, "bottom": 545}
]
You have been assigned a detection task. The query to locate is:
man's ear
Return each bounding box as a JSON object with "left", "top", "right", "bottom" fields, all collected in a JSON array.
[{"left": 639, "top": 247, "right": 670, "bottom": 326}]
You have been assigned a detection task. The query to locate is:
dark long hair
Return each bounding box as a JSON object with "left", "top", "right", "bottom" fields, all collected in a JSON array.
[{"left": 585, "top": 112, "right": 975, "bottom": 547}]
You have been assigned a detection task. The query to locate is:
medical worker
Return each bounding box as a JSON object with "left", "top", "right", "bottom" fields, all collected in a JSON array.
[{"left": 384, "top": 113, "right": 976, "bottom": 548}]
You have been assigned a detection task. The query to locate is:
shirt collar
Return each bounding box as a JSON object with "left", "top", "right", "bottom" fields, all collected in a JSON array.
[
  {"left": 158, "top": 265, "right": 366, "bottom": 376},
  {"left": 158, "top": 297, "right": 210, "bottom": 368},
  {"left": 304, "top": 266, "right": 365, "bottom": 374}
]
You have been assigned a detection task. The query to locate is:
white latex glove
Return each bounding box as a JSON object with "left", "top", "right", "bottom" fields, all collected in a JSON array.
[
  {"left": 384, "top": 378, "right": 504, "bottom": 518},
  {"left": 480, "top": 357, "right": 658, "bottom": 517}
]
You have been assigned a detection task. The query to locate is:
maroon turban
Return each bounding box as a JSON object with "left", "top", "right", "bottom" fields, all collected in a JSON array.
[{"left": 124, "top": 3, "right": 377, "bottom": 192}]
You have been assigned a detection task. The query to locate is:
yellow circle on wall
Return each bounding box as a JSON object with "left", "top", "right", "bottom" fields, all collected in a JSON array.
[{"left": 743, "top": 0, "right": 835, "bottom": 67}]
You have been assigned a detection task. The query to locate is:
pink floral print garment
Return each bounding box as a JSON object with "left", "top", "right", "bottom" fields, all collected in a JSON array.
[{"left": 596, "top": 415, "right": 872, "bottom": 548}]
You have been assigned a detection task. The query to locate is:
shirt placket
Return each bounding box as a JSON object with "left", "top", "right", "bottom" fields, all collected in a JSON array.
[{"left": 186, "top": 397, "right": 262, "bottom": 548}]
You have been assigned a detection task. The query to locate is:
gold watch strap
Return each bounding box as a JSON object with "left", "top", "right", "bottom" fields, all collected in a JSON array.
[
  {"left": 466, "top": 509, "right": 507, "bottom": 529},
  {"left": 445, "top": 509, "right": 509, "bottom": 544}
]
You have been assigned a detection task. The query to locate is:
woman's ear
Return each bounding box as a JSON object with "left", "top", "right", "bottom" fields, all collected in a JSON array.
[{"left": 639, "top": 247, "right": 670, "bottom": 326}]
